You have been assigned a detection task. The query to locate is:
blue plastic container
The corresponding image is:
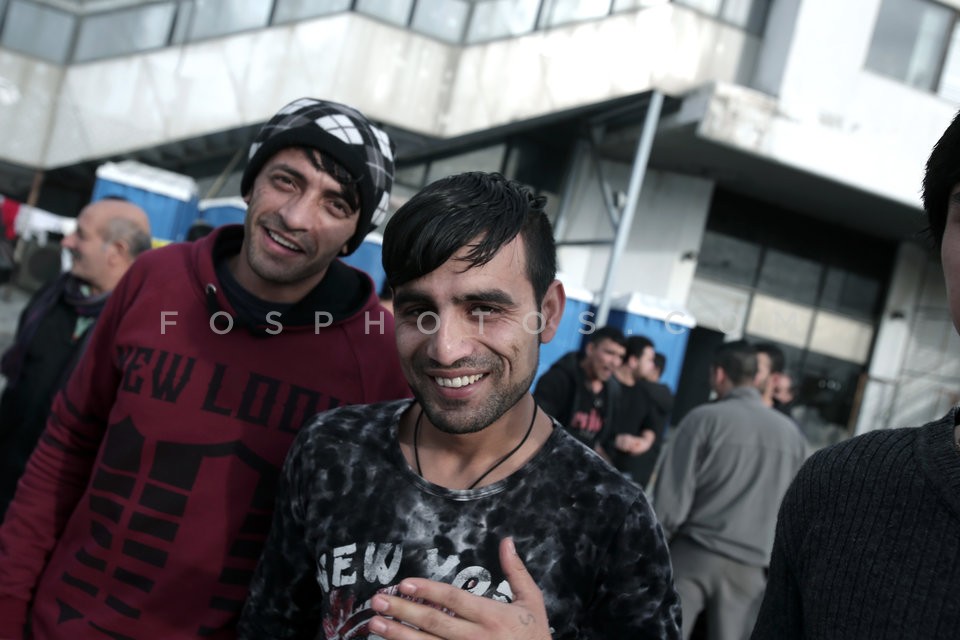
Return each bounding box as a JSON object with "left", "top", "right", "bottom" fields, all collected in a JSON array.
[
  {"left": 340, "top": 233, "right": 386, "bottom": 293},
  {"left": 198, "top": 197, "right": 247, "bottom": 228},
  {"left": 92, "top": 161, "right": 199, "bottom": 243}
]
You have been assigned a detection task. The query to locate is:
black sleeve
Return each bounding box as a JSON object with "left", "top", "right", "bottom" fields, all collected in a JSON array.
[
  {"left": 750, "top": 472, "right": 807, "bottom": 640},
  {"left": 640, "top": 381, "right": 674, "bottom": 435}
]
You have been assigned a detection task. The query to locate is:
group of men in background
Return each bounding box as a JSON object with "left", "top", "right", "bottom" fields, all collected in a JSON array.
[
  {"left": 533, "top": 325, "right": 673, "bottom": 488},
  {"left": 534, "top": 326, "right": 809, "bottom": 640}
]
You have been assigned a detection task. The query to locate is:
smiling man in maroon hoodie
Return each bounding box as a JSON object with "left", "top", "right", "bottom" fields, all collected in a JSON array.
[{"left": 0, "top": 98, "right": 410, "bottom": 639}]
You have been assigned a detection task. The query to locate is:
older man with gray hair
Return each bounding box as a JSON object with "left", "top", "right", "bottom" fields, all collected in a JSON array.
[{"left": 0, "top": 197, "right": 151, "bottom": 518}]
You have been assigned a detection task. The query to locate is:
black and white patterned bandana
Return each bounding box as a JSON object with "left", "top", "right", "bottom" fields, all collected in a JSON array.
[{"left": 241, "top": 98, "right": 395, "bottom": 255}]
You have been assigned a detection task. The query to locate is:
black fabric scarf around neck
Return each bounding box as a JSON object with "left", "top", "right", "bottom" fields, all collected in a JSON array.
[
  {"left": 209, "top": 227, "right": 371, "bottom": 334},
  {"left": 0, "top": 273, "right": 108, "bottom": 389}
]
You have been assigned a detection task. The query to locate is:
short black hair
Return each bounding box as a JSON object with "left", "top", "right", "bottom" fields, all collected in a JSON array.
[
  {"left": 922, "top": 109, "right": 960, "bottom": 249},
  {"left": 653, "top": 352, "right": 666, "bottom": 373},
  {"left": 186, "top": 219, "right": 214, "bottom": 242},
  {"left": 382, "top": 172, "right": 556, "bottom": 304},
  {"left": 298, "top": 147, "right": 361, "bottom": 215},
  {"left": 625, "top": 335, "right": 654, "bottom": 359},
  {"left": 713, "top": 340, "right": 758, "bottom": 386},
  {"left": 587, "top": 325, "right": 627, "bottom": 349},
  {"left": 755, "top": 342, "right": 785, "bottom": 373}
]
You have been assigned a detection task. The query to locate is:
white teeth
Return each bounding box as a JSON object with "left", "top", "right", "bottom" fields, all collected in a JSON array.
[
  {"left": 434, "top": 374, "right": 484, "bottom": 388},
  {"left": 267, "top": 229, "right": 300, "bottom": 251}
]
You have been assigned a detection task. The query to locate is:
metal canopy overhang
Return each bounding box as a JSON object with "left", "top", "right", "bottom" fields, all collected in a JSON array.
[
  {"left": 393, "top": 91, "right": 682, "bottom": 167},
  {"left": 638, "top": 122, "right": 925, "bottom": 243}
]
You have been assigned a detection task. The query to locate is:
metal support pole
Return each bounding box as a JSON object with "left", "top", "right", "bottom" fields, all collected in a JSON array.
[
  {"left": 204, "top": 146, "right": 246, "bottom": 199},
  {"left": 26, "top": 170, "right": 44, "bottom": 207},
  {"left": 588, "top": 126, "right": 622, "bottom": 229},
  {"left": 593, "top": 90, "right": 664, "bottom": 327}
]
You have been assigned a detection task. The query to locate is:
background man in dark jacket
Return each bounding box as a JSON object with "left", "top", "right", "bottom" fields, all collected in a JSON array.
[{"left": 533, "top": 325, "right": 626, "bottom": 449}]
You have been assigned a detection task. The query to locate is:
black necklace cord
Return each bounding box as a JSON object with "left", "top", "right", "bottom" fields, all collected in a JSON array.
[{"left": 413, "top": 403, "right": 539, "bottom": 490}]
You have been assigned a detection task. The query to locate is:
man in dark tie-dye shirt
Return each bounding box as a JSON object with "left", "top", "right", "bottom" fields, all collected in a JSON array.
[{"left": 239, "top": 172, "right": 681, "bottom": 640}]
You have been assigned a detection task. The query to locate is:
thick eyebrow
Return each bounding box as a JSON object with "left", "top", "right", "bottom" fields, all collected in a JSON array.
[
  {"left": 268, "top": 162, "right": 307, "bottom": 184},
  {"left": 393, "top": 288, "right": 518, "bottom": 309},
  {"left": 393, "top": 290, "right": 434, "bottom": 309},
  {"left": 454, "top": 289, "right": 517, "bottom": 307},
  {"left": 268, "top": 162, "right": 349, "bottom": 200}
]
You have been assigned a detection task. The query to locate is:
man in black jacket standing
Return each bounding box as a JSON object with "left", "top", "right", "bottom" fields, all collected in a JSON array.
[{"left": 533, "top": 325, "right": 626, "bottom": 450}]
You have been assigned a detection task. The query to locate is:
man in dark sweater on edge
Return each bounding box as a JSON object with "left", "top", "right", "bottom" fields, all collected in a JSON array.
[{"left": 750, "top": 111, "right": 960, "bottom": 639}]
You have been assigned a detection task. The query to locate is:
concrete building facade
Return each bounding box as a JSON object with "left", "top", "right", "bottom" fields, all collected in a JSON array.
[{"left": 0, "top": 0, "right": 957, "bottom": 446}]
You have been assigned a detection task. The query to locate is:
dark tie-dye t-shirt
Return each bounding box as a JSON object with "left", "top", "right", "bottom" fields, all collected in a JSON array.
[{"left": 238, "top": 399, "right": 681, "bottom": 639}]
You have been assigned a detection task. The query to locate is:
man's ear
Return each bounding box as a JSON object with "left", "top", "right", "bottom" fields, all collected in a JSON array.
[
  {"left": 537, "top": 280, "right": 566, "bottom": 344},
  {"left": 714, "top": 365, "right": 731, "bottom": 389},
  {"left": 105, "top": 238, "right": 128, "bottom": 265},
  {"left": 708, "top": 364, "right": 721, "bottom": 387}
]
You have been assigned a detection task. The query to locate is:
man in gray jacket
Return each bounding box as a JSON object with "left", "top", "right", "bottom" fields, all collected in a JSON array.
[{"left": 652, "top": 339, "right": 806, "bottom": 640}]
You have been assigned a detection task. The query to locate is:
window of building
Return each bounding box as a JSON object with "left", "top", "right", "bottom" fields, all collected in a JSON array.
[
  {"left": 808, "top": 310, "right": 874, "bottom": 364},
  {"left": 694, "top": 188, "right": 894, "bottom": 444},
  {"left": 696, "top": 230, "right": 762, "bottom": 288},
  {"left": 466, "top": 0, "right": 540, "bottom": 43},
  {"left": 672, "top": 0, "right": 770, "bottom": 34},
  {"left": 756, "top": 249, "right": 822, "bottom": 307},
  {"left": 537, "top": 0, "right": 614, "bottom": 29},
  {"left": 355, "top": 0, "right": 414, "bottom": 27},
  {"left": 272, "top": 0, "right": 352, "bottom": 25},
  {"left": 718, "top": 0, "right": 768, "bottom": 33},
  {"left": 745, "top": 293, "right": 814, "bottom": 348},
  {"left": 1, "top": 0, "right": 75, "bottom": 63},
  {"left": 411, "top": 0, "right": 470, "bottom": 42},
  {"left": 794, "top": 351, "right": 865, "bottom": 433},
  {"left": 74, "top": 3, "right": 176, "bottom": 62},
  {"left": 819, "top": 267, "right": 883, "bottom": 320},
  {"left": 613, "top": 0, "right": 670, "bottom": 12},
  {"left": 865, "top": 0, "right": 960, "bottom": 98},
  {"left": 173, "top": 0, "right": 273, "bottom": 43}
]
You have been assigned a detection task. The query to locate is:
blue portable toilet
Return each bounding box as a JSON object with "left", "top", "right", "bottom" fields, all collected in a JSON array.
[
  {"left": 92, "top": 161, "right": 199, "bottom": 244},
  {"left": 533, "top": 277, "right": 595, "bottom": 389},
  {"left": 198, "top": 197, "right": 247, "bottom": 228},
  {"left": 606, "top": 292, "right": 696, "bottom": 393},
  {"left": 340, "top": 232, "right": 386, "bottom": 293}
]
